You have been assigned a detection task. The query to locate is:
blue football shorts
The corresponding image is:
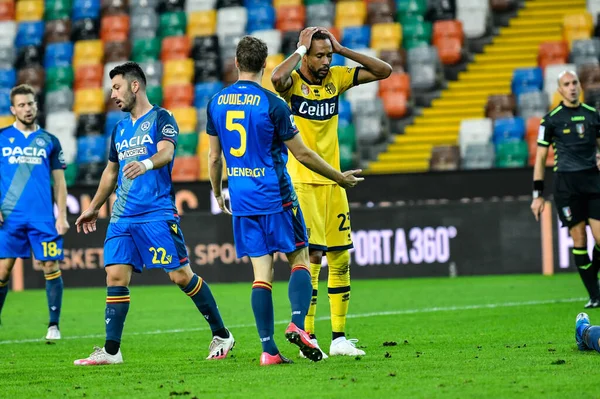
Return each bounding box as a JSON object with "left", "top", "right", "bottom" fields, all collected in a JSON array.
[
  {"left": 0, "top": 220, "right": 64, "bottom": 261},
  {"left": 104, "top": 218, "right": 189, "bottom": 273},
  {"left": 232, "top": 206, "right": 308, "bottom": 258}
]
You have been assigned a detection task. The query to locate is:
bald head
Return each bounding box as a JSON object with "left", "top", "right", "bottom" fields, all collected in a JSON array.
[
  {"left": 557, "top": 70, "right": 581, "bottom": 106},
  {"left": 557, "top": 70, "right": 578, "bottom": 85}
]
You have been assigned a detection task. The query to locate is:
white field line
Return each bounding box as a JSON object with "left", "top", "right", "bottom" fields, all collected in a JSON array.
[{"left": 0, "top": 297, "right": 585, "bottom": 345}]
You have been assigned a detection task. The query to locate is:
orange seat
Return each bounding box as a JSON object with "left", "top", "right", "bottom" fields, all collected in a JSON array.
[
  {"left": 526, "top": 116, "right": 542, "bottom": 142},
  {"left": 379, "top": 72, "right": 410, "bottom": 98},
  {"left": 433, "top": 20, "right": 464, "bottom": 44},
  {"left": 75, "top": 64, "right": 103, "bottom": 90},
  {"left": 276, "top": 5, "right": 305, "bottom": 32},
  {"left": 163, "top": 83, "right": 194, "bottom": 109},
  {"left": 161, "top": 36, "right": 191, "bottom": 62},
  {"left": 381, "top": 91, "right": 407, "bottom": 118},
  {"left": 16, "top": 0, "right": 43, "bottom": 22},
  {"left": 0, "top": 1, "right": 15, "bottom": 21},
  {"left": 435, "top": 37, "right": 462, "bottom": 65},
  {"left": 537, "top": 41, "right": 568, "bottom": 71},
  {"left": 100, "top": 15, "right": 130, "bottom": 43},
  {"left": 172, "top": 156, "right": 200, "bottom": 182}
]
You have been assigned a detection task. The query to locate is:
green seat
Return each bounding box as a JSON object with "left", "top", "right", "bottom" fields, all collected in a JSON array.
[
  {"left": 177, "top": 132, "right": 199, "bottom": 156},
  {"left": 132, "top": 38, "right": 161, "bottom": 63},
  {"left": 396, "top": 0, "right": 427, "bottom": 17},
  {"left": 339, "top": 143, "right": 355, "bottom": 171},
  {"left": 159, "top": 12, "right": 187, "bottom": 38},
  {"left": 304, "top": 0, "right": 330, "bottom": 5},
  {"left": 46, "top": 67, "right": 74, "bottom": 92},
  {"left": 495, "top": 141, "right": 528, "bottom": 168},
  {"left": 338, "top": 123, "right": 356, "bottom": 170},
  {"left": 147, "top": 86, "right": 163, "bottom": 106},
  {"left": 45, "top": 0, "right": 72, "bottom": 20},
  {"left": 400, "top": 16, "right": 432, "bottom": 48},
  {"left": 65, "top": 163, "right": 78, "bottom": 187}
]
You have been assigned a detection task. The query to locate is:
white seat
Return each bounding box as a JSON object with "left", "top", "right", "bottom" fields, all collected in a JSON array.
[
  {"left": 45, "top": 111, "right": 77, "bottom": 164},
  {"left": 251, "top": 29, "right": 282, "bottom": 55},
  {"left": 456, "top": 0, "right": 489, "bottom": 39},
  {"left": 0, "top": 22, "right": 17, "bottom": 47},
  {"left": 588, "top": 0, "right": 600, "bottom": 21},
  {"left": 459, "top": 117, "right": 492, "bottom": 157},
  {"left": 186, "top": 0, "right": 217, "bottom": 12},
  {"left": 346, "top": 81, "right": 379, "bottom": 108},
  {"left": 345, "top": 47, "right": 377, "bottom": 68},
  {"left": 544, "top": 63, "right": 576, "bottom": 103},
  {"left": 103, "top": 61, "right": 123, "bottom": 98},
  {"left": 217, "top": 7, "right": 247, "bottom": 40}
]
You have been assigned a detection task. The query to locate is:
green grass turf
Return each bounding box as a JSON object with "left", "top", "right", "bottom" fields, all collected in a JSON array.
[{"left": 1, "top": 273, "right": 599, "bottom": 398}]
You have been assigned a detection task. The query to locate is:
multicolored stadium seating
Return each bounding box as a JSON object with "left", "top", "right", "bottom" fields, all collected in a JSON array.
[{"left": 0, "top": 0, "right": 597, "bottom": 184}]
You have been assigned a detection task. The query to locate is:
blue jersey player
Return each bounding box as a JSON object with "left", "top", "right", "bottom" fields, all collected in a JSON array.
[
  {"left": 73, "top": 62, "right": 234, "bottom": 366},
  {"left": 207, "top": 37, "right": 362, "bottom": 366},
  {"left": 0, "top": 84, "right": 69, "bottom": 340}
]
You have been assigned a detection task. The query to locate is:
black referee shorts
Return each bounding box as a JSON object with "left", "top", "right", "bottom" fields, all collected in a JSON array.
[{"left": 554, "top": 169, "right": 600, "bottom": 228}]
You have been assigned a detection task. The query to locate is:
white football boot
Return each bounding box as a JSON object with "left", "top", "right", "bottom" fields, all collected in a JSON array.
[
  {"left": 329, "top": 337, "right": 366, "bottom": 356},
  {"left": 74, "top": 346, "right": 123, "bottom": 366},
  {"left": 45, "top": 325, "right": 61, "bottom": 340},
  {"left": 206, "top": 329, "right": 235, "bottom": 360}
]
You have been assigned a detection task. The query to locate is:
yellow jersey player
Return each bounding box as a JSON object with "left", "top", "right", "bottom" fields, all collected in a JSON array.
[{"left": 271, "top": 27, "right": 391, "bottom": 357}]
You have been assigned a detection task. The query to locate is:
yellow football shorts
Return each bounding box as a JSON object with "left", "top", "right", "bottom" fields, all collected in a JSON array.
[{"left": 293, "top": 183, "right": 354, "bottom": 252}]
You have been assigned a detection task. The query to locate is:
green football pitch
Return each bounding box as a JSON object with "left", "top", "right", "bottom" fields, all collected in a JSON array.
[{"left": 1, "top": 274, "right": 599, "bottom": 398}]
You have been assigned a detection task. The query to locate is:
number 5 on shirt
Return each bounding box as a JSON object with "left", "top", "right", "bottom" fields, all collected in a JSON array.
[{"left": 226, "top": 110, "right": 247, "bottom": 157}]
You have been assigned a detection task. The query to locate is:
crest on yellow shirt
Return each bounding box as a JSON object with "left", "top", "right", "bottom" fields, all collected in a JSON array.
[{"left": 325, "top": 82, "right": 336, "bottom": 95}]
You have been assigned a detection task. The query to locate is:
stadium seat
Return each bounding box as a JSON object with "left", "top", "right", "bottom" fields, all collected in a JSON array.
[
  {"left": 379, "top": 71, "right": 410, "bottom": 98},
  {"left": 101, "top": 0, "right": 128, "bottom": 16},
  {"left": 158, "top": 0, "right": 185, "bottom": 13},
  {"left": 186, "top": 0, "right": 217, "bottom": 12},
  {"left": 105, "top": 40, "right": 131, "bottom": 63},
  {"left": 132, "top": 37, "right": 160, "bottom": 62},
  {"left": 172, "top": 156, "right": 199, "bottom": 182},
  {"left": 381, "top": 91, "right": 408, "bottom": 118},
  {"left": 46, "top": 67, "right": 74, "bottom": 92},
  {"left": 45, "top": 0, "right": 71, "bottom": 21},
  {"left": 517, "top": 90, "right": 548, "bottom": 119},
  {"left": 216, "top": 7, "right": 247, "bottom": 39},
  {"left": 456, "top": 0, "right": 488, "bottom": 39},
  {"left": 396, "top": 0, "right": 427, "bottom": 16},
  {"left": 495, "top": 140, "right": 528, "bottom": 168},
  {"left": 335, "top": 1, "right": 366, "bottom": 29},
  {"left": 306, "top": 3, "right": 334, "bottom": 27},
  {"left": 45, "top": 88, "right": 74, "bottom": 114},
  {"left": 147, "top": 85, "right": 163, "bottom": 105},
  {"left": 15, "top": 21, "right": 45, "bottom": 48},
  {"left": 273, "top": 0, "right": 301, "bottom": 7},
  {"left": 45, "top": 19, "right": 72, "bottom": 44},
  {"left": 538, "top": 41, "right": 568, "bottom": 72},
  {"left": 0, "top": 114, "right": 14, "bottom": 128},
  {"left": 159, "top": 11, "right": 187, "bottom": 38},
  {"left": 485, "top": 94, "right": 515, "bottom": 119},
  {"left": 161, "top": 35, "right": 191, "bottom": 61},
  {"left": 585, "top": 84, "right": 600, "bottom": 109},
  {"left": 194, "top": 57, "right": 221, "bottom": 83},
  {"left": 462, "top": 143, "right": 495, "bottom": 170},
  {"left": 563, "top": 12, "right": 593, "bottom": 46},
  {"left": 280, "top": 30, "right": 300, "bottom": 56},
  {"left": 407, "top": 46, "right": 441, "bottom": 91},
  {"left": 131, "top": 9, "right": 159, "bottom": 39},
  {"left": 73, "top": 0, "right": 101, "bottom": 21},
  {"left": 459, "top": 118, "right": 493, "bottom": 157},
  {"left": 247, "top": 4, "right": 276, "bottom": 33},
  {"left": 17, "top": 66, "right": 45, "bottom": 92},
  {"left": 379, "top": 49, "right": 406, "bottom": 72},
  {"left": 77, "top": 112, "right": 104, "bottom": 137},
  {"left": 129, "top": 0, "right": 159, "bottom": 11},
  {"left": 570, "top": 38, "right": 600, "bottom": 65},
  {"left": 370, "top": 23, "right": 401, "bottom": 51},
  {"left": 163, "top": 83, "right": 193, "bottom": 109},
  {"left": 73, "top": 40, "right": 104, "bottom": 68},
  {"left": 276, "top": 5, "right": 305, "bottom": 32},
  {"left": 170, "top": 107, "right": 197, "bottom": 132},
  {"left": 187, "top": 10, "right": 217, "bottom": 37},
  {"left": 104, "top": 110, "right": 126, "bottom": 136},
  {"left": 194, "top": 81, "right": 224, "bottom": 109},
  {"left": 75, "top": 64, "right": 103, "bottom": 90},
  {"left": 511, "top": 67, "right": 543, "bottom": 98},
  {"left": 163, "top": 59, "right": 194, "bottom": 86},
  {"left": 367, "top": 0, "right": 394, "bottom": 25},
  {"left": 0, "top": 46, "right": 15, "bottom": 69},
  {"left": 578, "top": 63, "right": 600, "bottom": 90},
  {"left": 74, "top": 88, "right": 105, "bottom": 114},
  {"left": 101, "top": 15, "right": 130, "bottom": 42},
  {"left": 177, "top": 132, "right": 199, "bottom": 156},
  {"left": 252, "top": 29, "right": 282, "bottom": 55},
  {"left": 139, "top": 60, "right": 163, "bottom": 87},
  {"left": 77, "top": 136, "right": 107, "bottom": 164},
  {"left": 492, "top": 117, "right": 525, "bottom": 145},
  {"left": 77, "top": 161, "right": 105, "bottom": 185},
  {"left": 44, "top": 42, "right": 74, "bottom": 69},
  {"left": 71, "top": 17, "right": 100, "bottom": 41},
  {"left": 0, "top": 88, "right": 10, "bottom": 114},
  {"left": 15, "top": 45, "right": 43, "bottom": 70},
  {"left": 0, "top": 21, "right": 17, "bottom": 47},
  {"left": 0, "top": 1, "right": 15, "bottom": 21},
  {"left": 0, "top": 68, "right": 16, "bottom": 90},
  {"left": 16, "top": 0, "right": 44, "bottom": 22},
  {"left": 430, "top": 145, "right": 460, "bottom": 171},
  {"left": 191, "top": 34, "right": 220, "bottom": 58},
  {"left": 342, "top": 26, "right": 371, "bottom": 49},
  {"left": 196, "top": 106, "right": 207, "bottom": 133}
]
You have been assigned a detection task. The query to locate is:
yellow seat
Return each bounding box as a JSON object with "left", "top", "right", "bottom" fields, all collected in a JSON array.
[
  {"left": 563, "top": 12, "right": 593, "bottom": 47},
  {"left": 187, "top": 10, "right": 216, "bottom": 37},
  {"left": 170, "top": 107, "right": 197, "bottom": 132},
  {"left": 197, "top": 132, "right": 210, "bottom": 181},
  {"left": 0, "top": 115, "right": 14, "bottom": 128},
  {"left": 273, "top": 0, "right": 302, "bottom": 8},
  {"left": 335, "top": 1, "right": 366, "bottom": 30},
  {"left": 73, "top": 40, "right": 104, "bottom": 69},
  {"left": 16, "top": 0, "right": 43, "bottom": 22},
  {"left": 371, "top": 22, "right": 402, "bottom": 51},
  {"left": 163, "top": 59, "right": 194, "bottom": 86},
  {"left": 74, "top": 88, "right": 105, "bottom": 115},
  {"left": 262, "top": 54, "right": 285, "bottom": 93}
]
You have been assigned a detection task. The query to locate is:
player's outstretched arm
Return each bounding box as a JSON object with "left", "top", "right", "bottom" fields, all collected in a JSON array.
[
  {"left": 285, "top": 134, "right": 363, "bottom": 189},
  {"left": 531, "top": 145, "right": 549, "bottom": 222},
  {"left": 51, "top": 169, "right": 70, "bottom": 235},
  {"left": 207, "top": 135, "right": 231, "bottom": 215},
  {"left": 320, "top": 28, "right": 392, "bottom": 85},
  {"left": 271, "top": 27, "right": 319, "bottom": 93},
  {"left": 75, "top": 161, "right": 119, "bottom": 234}
]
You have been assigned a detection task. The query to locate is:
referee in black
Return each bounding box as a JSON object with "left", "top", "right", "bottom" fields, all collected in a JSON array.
[{"left": 531, "top": 70, "right": 600, "bottom": 308}]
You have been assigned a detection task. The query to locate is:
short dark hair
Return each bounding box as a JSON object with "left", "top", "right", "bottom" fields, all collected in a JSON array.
[
  {"left": 236, "top": 36, "right": 268, "bottom": 73},
  {"left": 311, "top": 31, "right": 330, "bottom": 42},
  {"left": 109, "top": 61, "right": 147, "bottom": 87},
  {"left": 10, "top": 84, "right": 36, "bottom": 104}
]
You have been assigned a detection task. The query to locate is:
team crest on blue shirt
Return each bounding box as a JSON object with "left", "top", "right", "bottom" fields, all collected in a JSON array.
[
  {"left": 141, "top": 121, "right": 151, "bottom": 131},
  {"left": 35, "top": 137, "right": 46, "bottom": 147},
  {"left": 576, "top": 123, "right": 585, "bottom": 138}
]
